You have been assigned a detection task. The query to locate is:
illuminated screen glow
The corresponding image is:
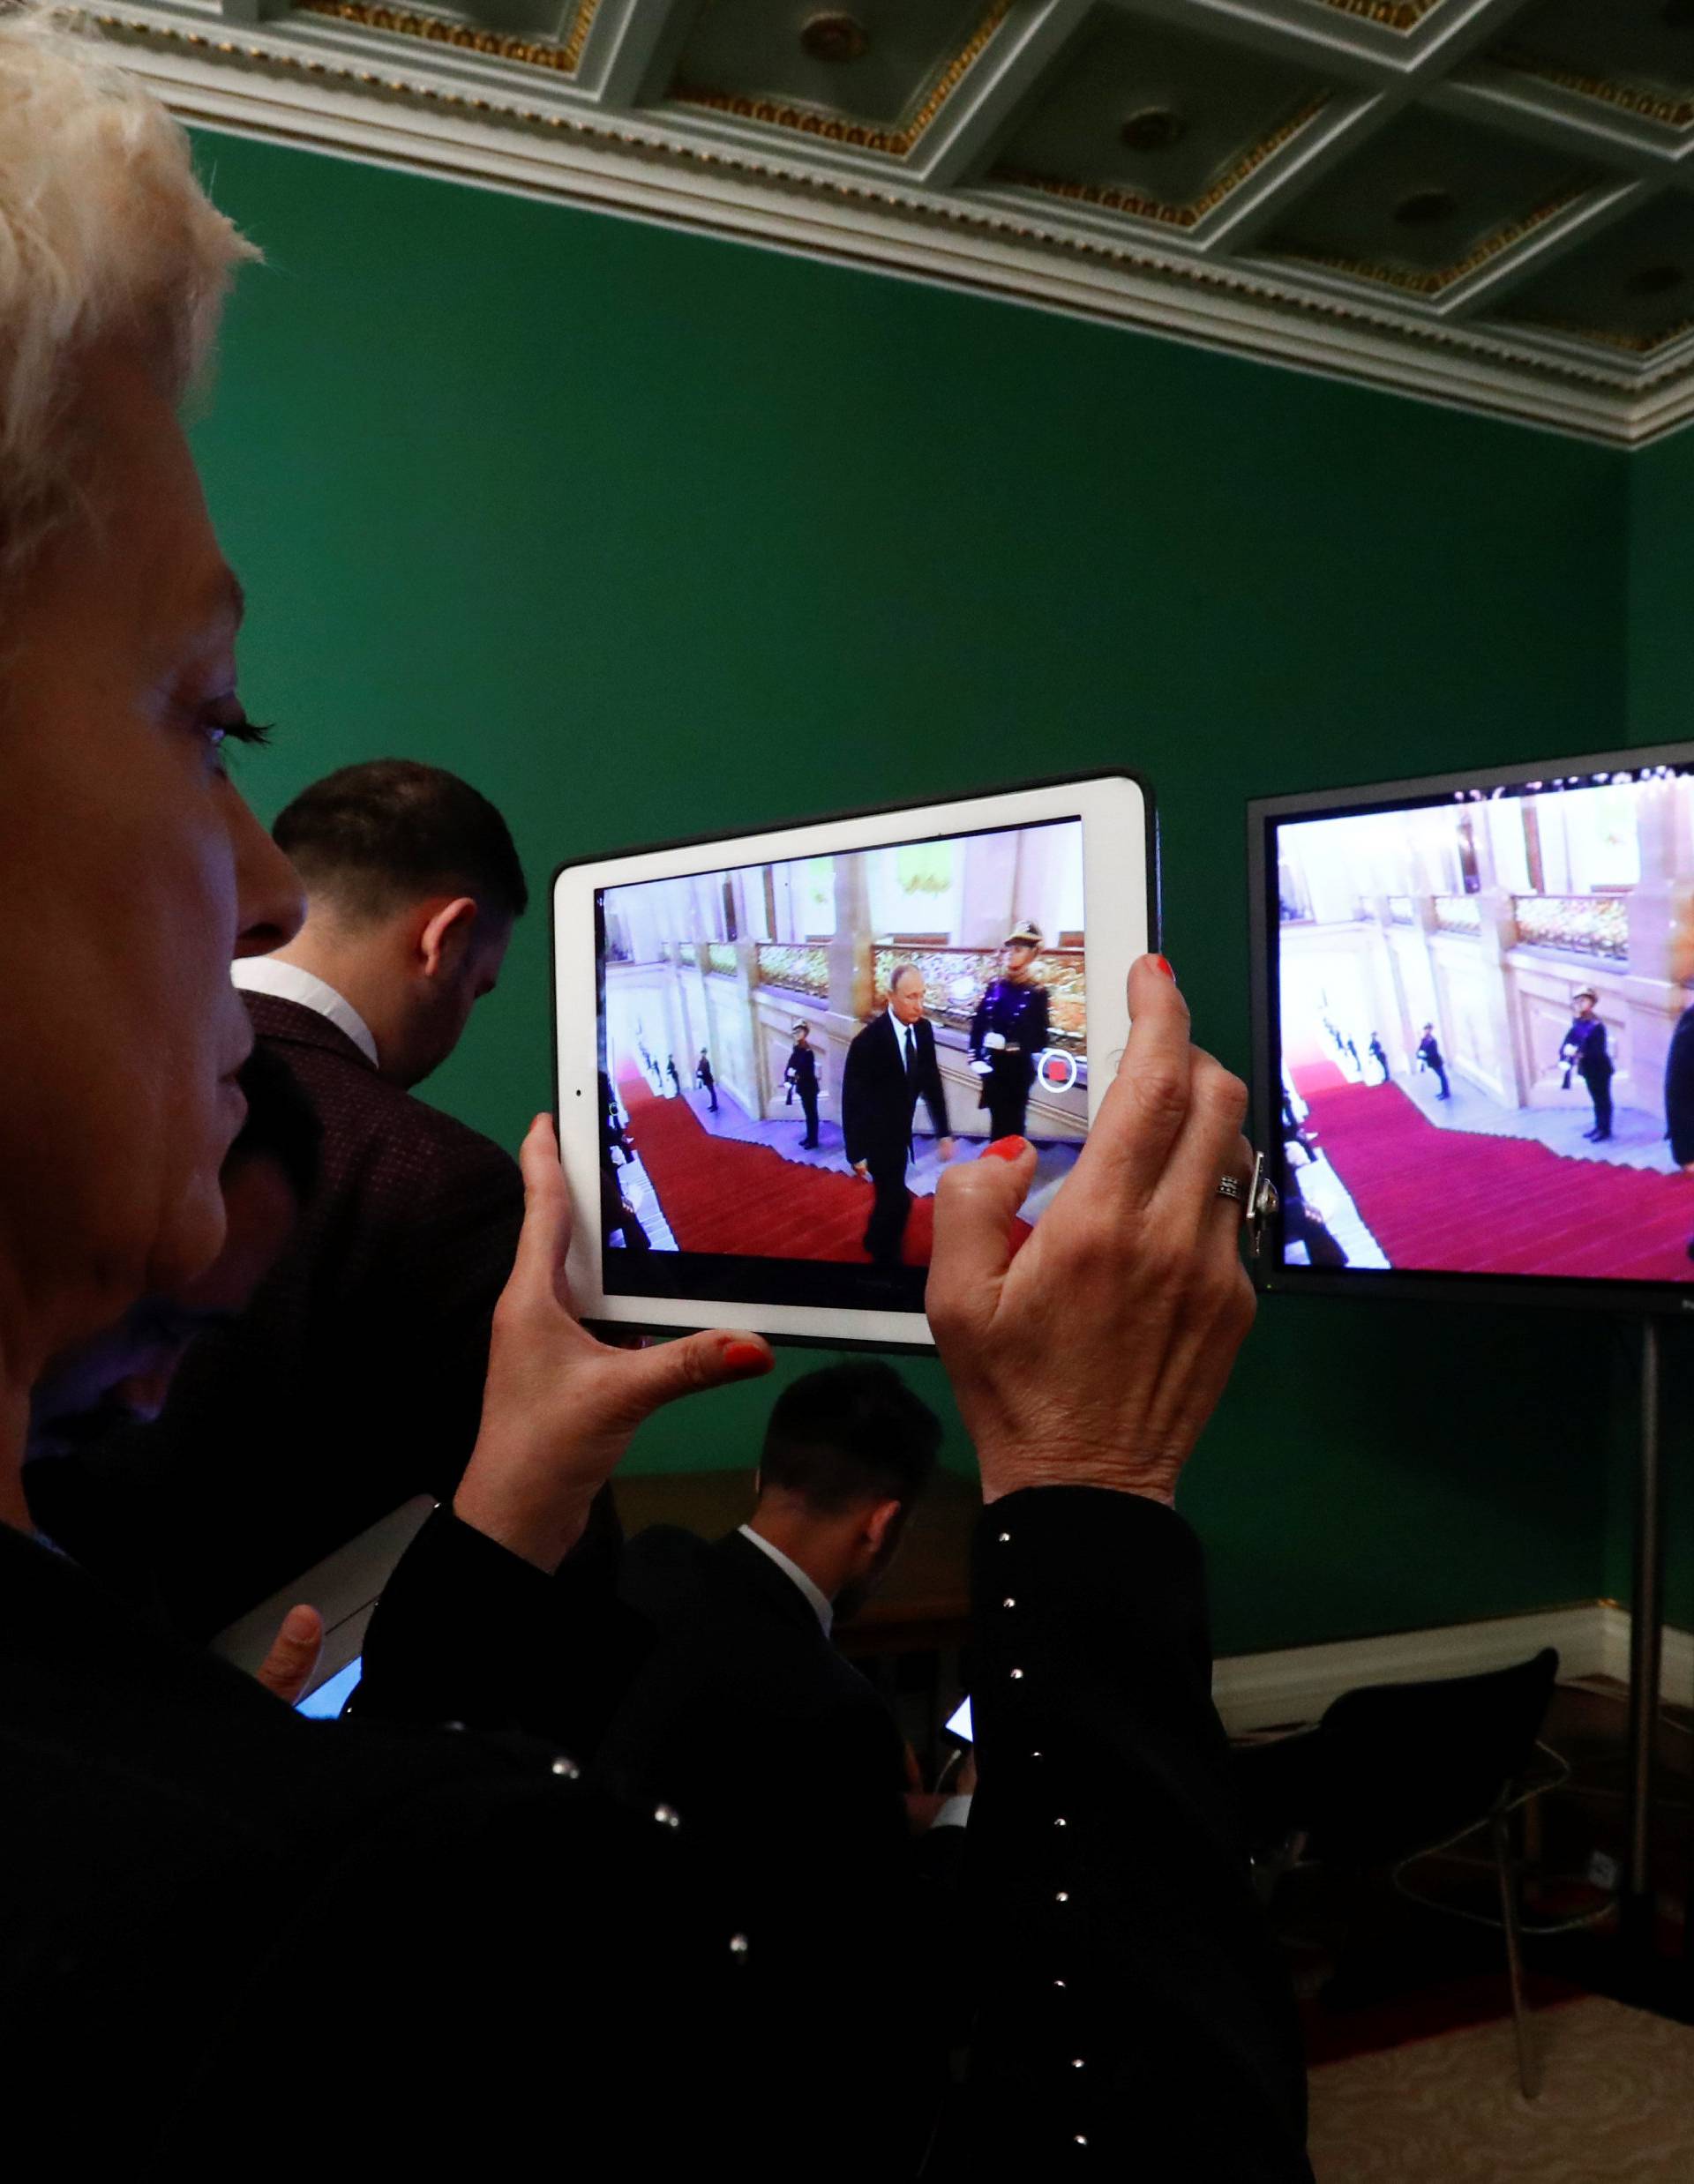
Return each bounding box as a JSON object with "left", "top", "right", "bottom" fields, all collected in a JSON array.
[
  {"left": 1271, "top": 765, "right": 1694, "bottom": 1287},
  {"left": 595, "top": 819, "right": 1087, "bottom": 1310}
]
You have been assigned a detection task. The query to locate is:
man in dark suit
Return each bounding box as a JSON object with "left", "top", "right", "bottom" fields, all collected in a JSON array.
[
  {"left": 1664, "top": 999, "right": 1694, "bottom": 1261},
  {"left": 32, "top": 759, "right": 550, "bottom": 1641},
  {"left": 608, "top": 1360, "right": 953, "bottom": 1857},
  {"left": 600, "top": 1360, "right": 956, "bottom": 2167},
  {"left": 843, "top": 964, "right": 956, "bottom": 1266}
]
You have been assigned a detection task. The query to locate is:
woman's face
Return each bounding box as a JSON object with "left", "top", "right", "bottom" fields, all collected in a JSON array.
[{"left": 0, "top": 347, "right": 304, "bottom": 1381}]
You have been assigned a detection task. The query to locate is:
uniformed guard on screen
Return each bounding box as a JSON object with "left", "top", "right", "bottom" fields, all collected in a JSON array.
[
  {"left": 784, "top": 1021, "right": 821, "bottom": 1149},
  {"left": 1415, "top": 1022, "right": 1450, "bottom": 1101},
  {"left": 970, "top": 921, "right": 1052, "bottom": 1143},
  {"left": 1560, "top": 986, "right": 1614, "bottom": 1143}
]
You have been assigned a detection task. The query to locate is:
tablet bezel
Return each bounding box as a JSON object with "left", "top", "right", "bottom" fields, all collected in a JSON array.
[{"left": 553, "top": 772, "right": 1156, "bottom": 1350}]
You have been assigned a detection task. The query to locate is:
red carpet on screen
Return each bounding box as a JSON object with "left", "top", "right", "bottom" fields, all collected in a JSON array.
[
  {"left": 1292, "top": 1064, "right": 1694, "bottom": 1281},
  {"left": 621, "top": 1071, "right": 1033, "bottom": 1265}
]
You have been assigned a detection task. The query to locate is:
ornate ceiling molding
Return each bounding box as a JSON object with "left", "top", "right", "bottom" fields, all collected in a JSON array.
[
  {"left": 1488, "top": 47, "right": 1694, "bottom": 136},
  {"left": 293, "top": 0, "right": 602, "bottom": 77},
  {"left": 1274, "top": 182, "right": 1589, "bottom": 298},
  {"left": 994, "top": 92, "right": 1330, "bottom": 229},
  {"left": 85, "top": 0, "right": 1694, "bottom": 447},
  {"left": 671, "top": 0, "right": 1014, "bottom": 158},
  {"left": 1313, "top": 0, "right": 1445, "bottom": 28}
]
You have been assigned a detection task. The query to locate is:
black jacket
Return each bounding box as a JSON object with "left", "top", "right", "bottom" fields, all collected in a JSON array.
[
  {"left": 602, "top": 1525, "right": 956, "bottom": 2164},
  {"left": 1561, "top": 1015, "right": 1611, "bottom": 1081},
  {"left": 970, "top": 976, "right": 1050, "bottom": 1089},
  {"left": 356, "top": 1490, "right": 1313, "bottom": 2179},
  {"left": 3, "top": 1475, "right": 1310, "bottom": 2176},
  {"left": 605, "top": 1522, "right": 939, "bottom": 1891},
  {"left": 1668, "top": 1004, "right": 1694, "bottom": 1166},
  {"left": 0, "top": 1519, "right": 752, "bottom": 2180},
  {"left": 841, "top": 1010, "right": 951, "bottom": 1169}
]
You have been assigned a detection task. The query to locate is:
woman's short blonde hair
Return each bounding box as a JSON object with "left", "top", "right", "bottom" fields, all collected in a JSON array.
[{"left": 0, "top": 5, "right": 255, "bottom": 575}]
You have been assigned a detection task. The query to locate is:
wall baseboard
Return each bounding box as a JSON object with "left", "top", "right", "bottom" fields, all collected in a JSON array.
[{"left": 1213, "top": 1603, "right": 1693, "bottom": 1736}]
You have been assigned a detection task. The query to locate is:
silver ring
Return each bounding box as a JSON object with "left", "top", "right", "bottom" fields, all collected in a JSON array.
[{"left": 1218, "top": 1152, "right": 1278, "bottom": 1259}]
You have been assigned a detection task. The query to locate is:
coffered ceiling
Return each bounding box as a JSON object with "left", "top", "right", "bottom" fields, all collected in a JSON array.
[{"left": 95, "top": 0, "right": 1694, "bottom": 442}]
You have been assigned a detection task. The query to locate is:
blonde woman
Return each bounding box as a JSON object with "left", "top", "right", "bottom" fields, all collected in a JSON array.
[{"left": 0, "top": 15, "right": 1300, "bottom": 2176}]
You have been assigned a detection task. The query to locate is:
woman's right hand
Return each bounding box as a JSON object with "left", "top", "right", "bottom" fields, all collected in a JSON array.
[{"left": 926, "top": 955, "right": 1256, "bottom": 1508}]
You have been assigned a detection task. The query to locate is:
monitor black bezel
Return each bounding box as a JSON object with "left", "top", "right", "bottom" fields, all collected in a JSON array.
[{"left": 1247, "top": 740, "right": 1694, "bottom": 1320}]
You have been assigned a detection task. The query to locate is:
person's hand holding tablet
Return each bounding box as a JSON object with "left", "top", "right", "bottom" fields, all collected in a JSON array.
[
  {"left": 456, "top": 954, "right": 1254, "bottom": 1574},
  {"left": 927, "top": 954, "right": 1256, "bottom": 1507},
  {"left": 454, "top": 1112, "right": 774, "bottom": 1571}
]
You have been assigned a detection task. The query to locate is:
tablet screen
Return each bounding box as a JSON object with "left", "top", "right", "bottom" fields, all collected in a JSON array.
[{"left": 595, "top": 814, "right": 1089, "bottom": 1314}]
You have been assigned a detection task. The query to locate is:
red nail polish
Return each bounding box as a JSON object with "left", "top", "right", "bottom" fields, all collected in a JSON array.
[
  {"left": 1151, "top": 955, "right": 1175, "bottom": 981},
  {"left": 983, "top": 1136, "right": 1029, "bottom": 1162},
  {"left": 723, "top": 1341, "right": 769, "bottom": 1372}
]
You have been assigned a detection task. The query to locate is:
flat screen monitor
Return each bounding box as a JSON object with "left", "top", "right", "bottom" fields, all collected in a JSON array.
[{"left": 1248, "top": 743, "right": 1694, "bottom": 1313}]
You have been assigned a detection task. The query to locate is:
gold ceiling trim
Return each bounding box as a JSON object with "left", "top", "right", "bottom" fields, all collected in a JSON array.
[
  {"left": 1312, "top": 0, "right": 1443, "bottom": 29},
  {"left": 1274, "top": 184, "right": 1589, "bottom": 298},
  {"left": 1490, "top": 46, "right": 1694, "bottom": 132},
  {"left": 1508, "top": 312, "right": 1694, "bottom": 360},
  {"left": 993, "top": 93, "right": 1330, "bottom": 232},
  {"left": 293, "top": 0, "right": 601, "bottom": 75},
  {"left": 671, "top": 0, "right": 1011, "bottom": 159},
  {"left": 87, "top": 11, "right": 1637, "bottom": 399}
]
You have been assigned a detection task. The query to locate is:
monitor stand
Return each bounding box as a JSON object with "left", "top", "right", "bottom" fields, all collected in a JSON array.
[{"left": 1623, "top": 1318, "right": 1664, "bottom": 1964}]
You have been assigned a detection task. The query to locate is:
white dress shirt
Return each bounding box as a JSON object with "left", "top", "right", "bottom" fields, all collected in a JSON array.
[
  {"left": 232, "top": 958, "right": 379, "bottom": 1070},
  {"left": 738, "top": 1524, "right": 834, "bottom": 1635}
]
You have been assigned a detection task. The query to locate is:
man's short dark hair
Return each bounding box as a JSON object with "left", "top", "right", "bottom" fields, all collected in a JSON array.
[
  {"left": 229, "top": 1046, "right": 322, "bottom": 1210},
  {"left": 759, "top": 1362, "right": 941, "bottom": 1515},
  {"left": 273, "top": 759, "right": 528, "bottom": 927}
]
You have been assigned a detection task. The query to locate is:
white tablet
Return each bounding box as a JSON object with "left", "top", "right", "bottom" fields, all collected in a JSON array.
[{"left": 552, "top": 773, "right": 1155, "bottom": 1350}]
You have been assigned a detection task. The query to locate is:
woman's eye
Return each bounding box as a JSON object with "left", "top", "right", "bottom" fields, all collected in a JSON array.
[
  {"left": 205, "top": 714, "right": 274, "bottom": 765},
  {"left": 211, "top": 716, "right": 274, "bottom": 749}
]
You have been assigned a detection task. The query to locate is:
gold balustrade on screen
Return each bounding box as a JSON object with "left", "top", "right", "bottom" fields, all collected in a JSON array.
[
  {"left": 1510, "top": 894, "right": 1630, "bottom": 962},
  {"left": 753, "top": 944, "right": 830, "bottom": 1000},
  {"left": 1433, "top": 894, "right": 1482, "bottom": 935}
]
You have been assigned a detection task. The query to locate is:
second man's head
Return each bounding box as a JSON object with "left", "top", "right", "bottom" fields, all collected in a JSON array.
[{"left": 270, "top": 759, "right": 527, "bottom": 1088}]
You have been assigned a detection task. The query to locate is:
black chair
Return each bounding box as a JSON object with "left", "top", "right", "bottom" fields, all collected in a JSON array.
[{"left": 1233, "top": 1649, "right": 1563, "bottom": 2098}]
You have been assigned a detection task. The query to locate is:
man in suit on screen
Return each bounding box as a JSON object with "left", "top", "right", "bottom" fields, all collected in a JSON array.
[{"left": 843, "top": 964, "right": 955, "bottom": 1267}]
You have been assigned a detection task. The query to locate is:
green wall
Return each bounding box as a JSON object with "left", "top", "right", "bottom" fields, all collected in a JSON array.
[{"left": 191, "top": 128, "right": 1633, "bottom": 1656}]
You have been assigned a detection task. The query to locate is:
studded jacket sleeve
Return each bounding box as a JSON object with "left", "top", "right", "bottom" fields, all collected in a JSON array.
[
  {"left": 962, "top": 1486, "right": 1313, "bottom": 2179},
  {"left": 352, "top": 1503, "right": 650, "bottom": 1761}
]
